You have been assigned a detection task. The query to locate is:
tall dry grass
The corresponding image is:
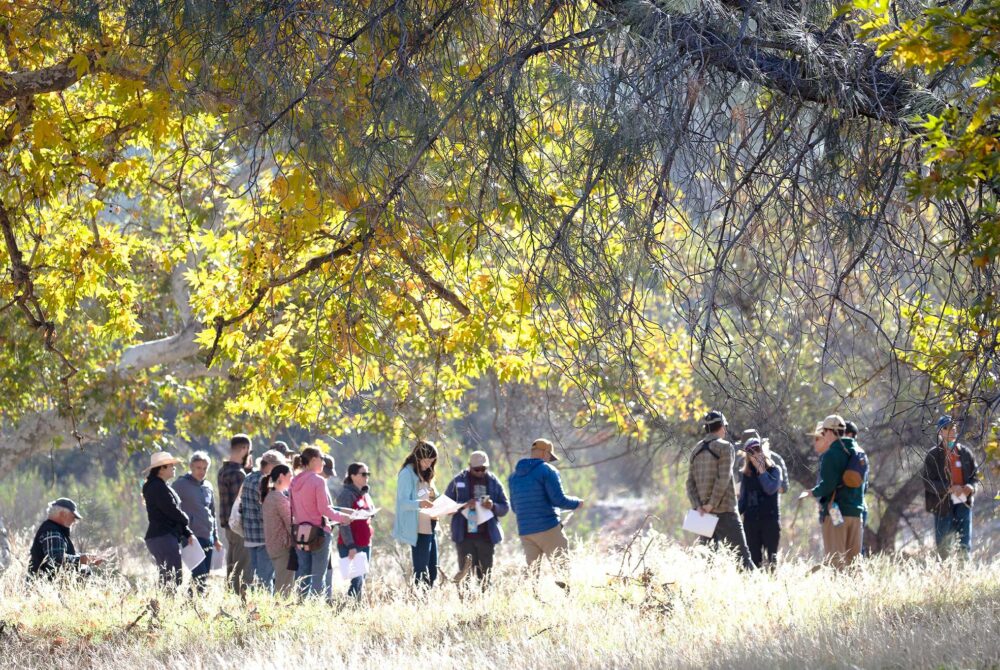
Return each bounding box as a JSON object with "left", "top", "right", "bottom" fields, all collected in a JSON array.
[{"left": 1, "top": 530, "right": 998, "bottom": 669}]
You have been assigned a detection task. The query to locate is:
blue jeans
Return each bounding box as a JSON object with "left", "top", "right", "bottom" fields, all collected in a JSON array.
[
  {"left": 295, "top": 531, "right": 332, "bottom": 597},
  {"left": 412, "top": 533, "right": 437, "bottom": 587},
  {"left": 337, "top": 545, "right": 370, "bottom": 599},
  {"left": 248, "top": 545, "right": 275, "bottom": 591},
  {"left": 190, "top": 536, "right": 213, "bottom": 592},
  {"left": 934, "top": 504, "right": 972, "bottom": 557}
]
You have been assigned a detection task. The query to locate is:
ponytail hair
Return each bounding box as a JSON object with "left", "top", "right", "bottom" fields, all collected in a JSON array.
[
  {"left": 293, "top": 446, "right": 323, "bottom": 473},
  {"left": 261, "top": 464, "right": 291, "bottom": 502}
]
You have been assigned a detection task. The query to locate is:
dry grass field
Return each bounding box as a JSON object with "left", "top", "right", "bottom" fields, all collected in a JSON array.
[{"left": 1, "top": 531, "right": 998, "bottom": 670}]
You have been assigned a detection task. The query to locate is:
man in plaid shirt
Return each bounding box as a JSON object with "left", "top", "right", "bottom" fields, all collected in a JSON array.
[
  {"left": 240, "top": 449, "right": 286, "bottom": 591},
  {"left": 28, "top": 498, "right": 105, "bottom": 579},
  {"left": 686, "top": 410, "right": 754, "bottom": 569},
  {"left": 219, "top": 434, "right": 252, "bottom": 594}
]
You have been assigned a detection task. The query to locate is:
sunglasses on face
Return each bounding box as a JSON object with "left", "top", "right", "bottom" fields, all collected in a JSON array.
[
  {"left": 471, "top": 466, "right": 487, "bottom": 473},
  {"left": 357, "top": 472, "right": 371, "bottom": 477}
]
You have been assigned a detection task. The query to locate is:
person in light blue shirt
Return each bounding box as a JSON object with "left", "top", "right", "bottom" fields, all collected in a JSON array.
[{"left": 392, "top": 441, "right": 438, "bottom": 586}]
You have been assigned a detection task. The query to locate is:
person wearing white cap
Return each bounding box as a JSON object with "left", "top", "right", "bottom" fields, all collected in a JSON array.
[
  {"left": 142, "top": 451, "right": 196, "bottom": 586},
  {"left": 808, "top": 414, "right": 867, "bottom": 569},
  {"left": 444, "top": 450, "right": 510, "bottom": 585}
]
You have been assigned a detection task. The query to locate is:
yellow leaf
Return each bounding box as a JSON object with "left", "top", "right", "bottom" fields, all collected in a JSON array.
[{"left": 70, "top": 52, "right": 91, "bottom": 78}]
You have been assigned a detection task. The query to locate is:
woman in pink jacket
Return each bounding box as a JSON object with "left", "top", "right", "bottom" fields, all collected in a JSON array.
[{"left": 289, "top": 447, "right": 351, "bottom": 597}]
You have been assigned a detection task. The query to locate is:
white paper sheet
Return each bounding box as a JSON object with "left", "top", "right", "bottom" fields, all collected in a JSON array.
[
  {"left": 950, "top": 492, "right": 968, "bottom": 504},
  {"left": 210, "top": 545, "right": 226, "bottom": 573},
  {"left": 682, "top": 509, "right": 719, "bottom": 538},
  {"left": 350, "top": 507, "right": 380, "bottom": 520},
  {"left": 461, "top": 501, "right": 495, "bottom": 525},
  {"left": 338, "top": 551, "right": 369, "bottom": 579},
  {"left": 181, "top": 540, "right": 206, "bottom": 570},
  {"left": 418, "top": 494, "right": 465, "bottom": 518}
]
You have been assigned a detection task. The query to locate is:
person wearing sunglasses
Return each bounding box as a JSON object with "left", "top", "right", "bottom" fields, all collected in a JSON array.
[
  {"left": 444, "top": 451, "right": 510, "bottom": 587},
  {"left": 737, "top": 434, "right": 783, "bottom": 569},
  {"left": 336, "top": 463, "right": 375, "bottom": 599}
]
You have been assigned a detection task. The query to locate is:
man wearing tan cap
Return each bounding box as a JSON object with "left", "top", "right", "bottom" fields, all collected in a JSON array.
[
  {"left": 508, "top": 439, "right": 583, "bottom": 567},
  {"left": 809, "top": 414, "right": 867, "bottom": 569}
]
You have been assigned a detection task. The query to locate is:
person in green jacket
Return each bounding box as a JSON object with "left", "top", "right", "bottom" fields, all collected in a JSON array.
[{"left": 809, "top": 414, "right": 867, "bottom": 569}]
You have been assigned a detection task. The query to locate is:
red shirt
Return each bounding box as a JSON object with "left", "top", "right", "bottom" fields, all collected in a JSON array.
[
  {"left": 338, "top": 490, "right": 373, "bottom": 548},
  {"left": 947, "top": 447, "right": 965, "bottom": 487}
]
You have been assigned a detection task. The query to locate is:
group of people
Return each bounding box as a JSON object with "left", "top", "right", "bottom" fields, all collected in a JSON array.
[
  {"left": 24, "top": 411, "right": 982, "bottom": 590},
  {"left": 686, "top": 410, "right": 983, "bottom": 571}
]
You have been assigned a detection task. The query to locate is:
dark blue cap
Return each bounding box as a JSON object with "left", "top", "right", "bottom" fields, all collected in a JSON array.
[
  {"left": 936, "top": 415, "right": 957, "bottom": 430},
  {"left": 51, "top": 498, "right": 82, "bottom": 519},
  {"left": 703, "top": 410, "right": 728, "bottom": 426}
]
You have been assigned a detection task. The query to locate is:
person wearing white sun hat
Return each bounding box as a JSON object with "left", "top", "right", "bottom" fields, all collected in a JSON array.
[{"left": 142, "top": 451, "right": 196, "bottom": 586}]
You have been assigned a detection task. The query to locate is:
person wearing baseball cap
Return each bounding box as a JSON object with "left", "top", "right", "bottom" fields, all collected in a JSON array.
[
  {"left": 28, "top": 498, "right": 106, "bottom": 579},
  {"left": 808, "top": 414, "right": 867, "bottom": 569},
  {"left": 685, "top": 410, "right": 754, "bottom": 570},
  {"left": 508, "top": 439, "right": 583, "bottom": 569},
  {"left": 921, "top": 415, "right": 981, "bottom": 558},
  {"left": 444, "top": 450, "right": 510, "bottom": 586},
  {"left": 142, "top": 451, "right": 196, "bottom": 586}
]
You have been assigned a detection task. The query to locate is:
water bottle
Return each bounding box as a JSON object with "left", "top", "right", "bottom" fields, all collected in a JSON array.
[
  {"left": 829, "top": 502, "right": 845, "bottom": 527},
  {"left": 467, "top": 504, "right": 477, "bottom": 533}
]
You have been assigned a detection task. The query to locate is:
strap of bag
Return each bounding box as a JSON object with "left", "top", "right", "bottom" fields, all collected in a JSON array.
[{"left": 693, "top": 438, "right": 720, "bottom": 461}]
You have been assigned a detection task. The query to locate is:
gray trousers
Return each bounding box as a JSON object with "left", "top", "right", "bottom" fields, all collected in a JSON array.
[
  {"left": 699, "top": 512, "right": 755, "bottom": 570},
  {"left": 145, "top": 534, "right": 182, "bottom": 586}
]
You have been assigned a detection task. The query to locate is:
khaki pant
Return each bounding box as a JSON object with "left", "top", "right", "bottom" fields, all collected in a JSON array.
[
  {"left": 225, "top": 528, "right": 250, "bottom": 594},
  {"left": 821, "top": 515, "right": 862, "bottom": 570},
  {"left": 520, "top": 525, "right": 569, "bottom": 566},
  {"left": 268, "top": 548, "right": 295, "bottom": 596}
]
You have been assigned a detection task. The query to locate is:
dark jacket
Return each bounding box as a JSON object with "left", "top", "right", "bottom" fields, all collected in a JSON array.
[
  {"left": 142, "top": 477, "right": 194, "bottom": 541},
  {"left": 28, "top": 519, "right": 81, "bottom": 577},
  {"left": 444, "top": 470, "right": 510, "bottom": 544},
  {"left": 810, "top": 437, "right": 867, "bottom": 519},
  {"left": 738, "top": 464, "right": 782, "bottom": 520},
  {"left": 508, "top": 458, "right": 580, "bottom": 536},
  {"left": 336, "top": 483, "right": 374, "bottom": 550},
  {"left": 922, "top": 442, "right": 980, "bottom": 516}
]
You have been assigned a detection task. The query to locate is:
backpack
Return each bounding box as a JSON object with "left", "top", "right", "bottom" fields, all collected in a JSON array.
[
  {"left": 840, "top": 442, "right": 869, "bottom": 488},
  {"left": 692, "top": 439, "right": 721, "bottom": 461}
]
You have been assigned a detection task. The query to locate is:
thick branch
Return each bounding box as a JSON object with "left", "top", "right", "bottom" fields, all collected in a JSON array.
[{"left": 599, "top": 0, "right": 939, "bottom": 126}]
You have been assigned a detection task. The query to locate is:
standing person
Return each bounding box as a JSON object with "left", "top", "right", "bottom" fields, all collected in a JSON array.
[
  {"left": 444, "top": 450, "right": 509, "bottom": 586},
  {"left": 740, "top": 429, "right": 789, "bottom": 496},
  {"left": 218, "top": 434, "right": 252, "bottom": 594},
  {"left": 28, "top": 499, "right": 105, "bottom": 579},
  {"left": 922, "top": 415, "right": 981, "bottom": 558},
  {"left": 392, "top": 441, "right": 439, "bottom": 587},
  {"left": 508, "top": 438, "right": 582, "bottom": 568},
  {"left": 173, "top": 451, "right": 223, "bottom": 593},
  {"left": 261, "top": 464, "right": 296, "bottom": 596},
  {"left": 240, "top": 450, "right": 285, "bottom": 591},
  {"left": 809, "top": 415, "right": 867, "bottom": 569},
  {"left": 685, "top": 411, "right": 754, "bottom": 570},
  {"left": 737, "top": 435, "right": 783, "bottom": 569},
  {"left": 336, "top": 463, "right": 375, "bottom": 599},
  {"left": 290, "top": 447, "right": 352, "bottom": 597},
  {"left": 142, "top": 452, "right": 196, "bottom": 586}
]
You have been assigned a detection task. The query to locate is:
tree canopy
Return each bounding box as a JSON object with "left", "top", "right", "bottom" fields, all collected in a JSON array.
[{"left": 1, "top": 0, "right": 997, "bottom": 529}]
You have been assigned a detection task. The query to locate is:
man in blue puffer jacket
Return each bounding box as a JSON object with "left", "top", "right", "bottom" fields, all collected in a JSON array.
[{"left": 508, "top": 438, "right": 584, "bottom": 566}]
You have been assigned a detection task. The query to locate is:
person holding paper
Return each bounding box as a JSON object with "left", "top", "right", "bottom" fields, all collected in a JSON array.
[
  {"left": 174, "top": 451, "right": 223, "bottom": 593},
  {"left": 392, "top": 441, "right": 439, "bottom": 587},
  {"left": 444, "top": 450, "right": 510, "bottom": 586},
  {"left": 28, "top": 498, "right": 105, "bottom": 580},
  {"left": 290, "top": 447, "right": 353, "bottom": 597},
  {"left": 922, "top": 415, "right": 981, "bottom": 558},
  {"left": 685, "top": 411, "right": 754, "bottom": 570},
  {"left": 508, "top": 438, "right": 582, "bottom": 569},
  {"left": 141, "top": 451, "right": 196, "bottom": 587},
  {"left": 336, "top": 462, "right": 375, "bottom": 599}
]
